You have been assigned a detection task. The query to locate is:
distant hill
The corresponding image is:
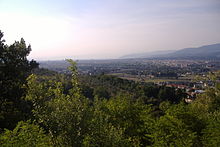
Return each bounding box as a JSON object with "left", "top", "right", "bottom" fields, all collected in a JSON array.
[
  {"left": 165, "top": 43, "right": 220, "bottom": 59},
  {"left": 121, "top": 43, "right": 220, "bottom": 59}
]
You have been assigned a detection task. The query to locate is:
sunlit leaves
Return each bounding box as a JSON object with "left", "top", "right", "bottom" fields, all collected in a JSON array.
[{"left": 0, "top": 121, "right": 52, "bottom": 147}]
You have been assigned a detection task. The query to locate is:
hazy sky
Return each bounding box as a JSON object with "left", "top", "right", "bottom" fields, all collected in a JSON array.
[{"left": 0, "top": 0, "right": 220, "bottom": 60}]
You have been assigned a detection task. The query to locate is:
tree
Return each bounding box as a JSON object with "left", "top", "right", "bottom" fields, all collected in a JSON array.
[
  {"left": 202, "top": 111, "right": 220, "bottom": 147},
  {"left": 80, "top": 85, "right": 94, "bottom": 100},
  {"left": 158, "top": 87, "right": 176, "bottom": 103},
  {"left": 83, "top": 97, "right": 131, "bottom": 147},
  {"left": 0, "top": 121, "right": 52, "bottom": 147},
  {"left": 104, "top": 95, "right": 155, "bottom": 146},
  {"left": 0, "top": 30, "right": 38, "bottom": 130},
  {"left": 190, "top": 71, "right": 220, "bottom": 146},
  {"left": 25, "top": 60, "right": 92, "bottom": 146},
  {"left": 94, "top": 87, "right": 110, "bottom": 99},
  {"left": 152, "top": 115, "right": 196, "bottom": 147}
]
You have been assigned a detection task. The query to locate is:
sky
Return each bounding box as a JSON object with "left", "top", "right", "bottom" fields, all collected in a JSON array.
[{"left": 0, "top": 0, "right": 220, "bottom": 60}]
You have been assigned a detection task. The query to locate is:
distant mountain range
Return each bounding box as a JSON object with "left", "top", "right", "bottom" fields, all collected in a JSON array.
[{"left": 120, "top": 43, "right": 220, "bottom": 59}]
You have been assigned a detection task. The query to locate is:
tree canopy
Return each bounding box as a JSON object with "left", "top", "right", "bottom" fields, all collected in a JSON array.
[{"left": 0, "top": 30, "right": 38, "bottom": 130}]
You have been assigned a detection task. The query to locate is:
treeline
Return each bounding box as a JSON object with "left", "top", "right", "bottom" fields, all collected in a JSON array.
[
  {"left": 1, "top": 31, "right": 220, "bottom": 146},
  {"left": 79, "top": 74, "right": 186, "bottom": 105}
]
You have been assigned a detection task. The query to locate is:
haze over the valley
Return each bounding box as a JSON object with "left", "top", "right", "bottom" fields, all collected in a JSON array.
[{"left": 0, "top": 0, "right": 220, "bottom": 60}]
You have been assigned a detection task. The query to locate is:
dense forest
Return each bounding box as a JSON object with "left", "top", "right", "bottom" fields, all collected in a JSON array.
[{"left": 1, "top": 31, "right": 220, "bottom": 146}]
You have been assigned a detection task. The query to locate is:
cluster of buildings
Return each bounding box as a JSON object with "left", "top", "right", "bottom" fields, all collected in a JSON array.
[{"left": 156, "top": 80, "right": 213, "bottom": 103}]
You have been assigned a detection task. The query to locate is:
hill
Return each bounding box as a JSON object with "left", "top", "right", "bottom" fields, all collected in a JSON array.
[
  {"left": 121, "top": 43, "right": 220, "bottom": 59},
  {"left": 166, "top": 43, "right": 220, "bottom": 59}
]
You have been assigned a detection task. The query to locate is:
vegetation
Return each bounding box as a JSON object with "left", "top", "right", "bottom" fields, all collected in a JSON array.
[
  {"left": 0, "top": 30, "right": 38, "bottom": 130},
  {"left": 1, "top": 31, "right": 220, "bottom": 146}
]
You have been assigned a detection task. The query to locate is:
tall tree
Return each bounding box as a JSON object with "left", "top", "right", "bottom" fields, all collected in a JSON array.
[{"left": 0, "top": 30, "right": 38, "bottom": 130}]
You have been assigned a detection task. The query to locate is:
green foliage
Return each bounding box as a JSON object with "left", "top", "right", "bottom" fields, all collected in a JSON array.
[
  {"left": 0, "top": 31, "right": 38, "bottom": 102},
  {"left": 0, "top": 101, "right": 23, "bottom": 131},
  {"left": 202, "top": 111, "right": 220, "bottom": 147},
  {"left": 83, "top": 98, "right": 131, "bottom": 146},
  {"left": 158, "top": 87, "right": 177, "bottom": 103},
  {"left": 80, "top": 84, "right": 94, "bottom": 100},
  {"left": 83, "top": 124, "right": 130, "bottom": 147},
  {"left": 23, "top": 62, "right": 220, "bottom": 147},
  {"left": 24, "top": 60, "right": 158, "bottom": 146},
  {"left": 190, "top": 71, "right": 220, "bottom": 118},
  {"left": 159, "top": 101, "right": 171, "bottom": 112},
  {"left": 0, "top": 30, "right": 38, "bottom": 129},
  {"left": 25, "top": 61, "right": 92, "bottom": 146},
  {"left": 105, "top": 95, "right": 154, "bottom": 146},
  {"left": 152, "top": 103, "right": 204, "bottom": 146},
  {"left": 79, "top": 74, "right": 187, "bottom": 105},
  {"left": 94, "top": 86, "right": 110, "bottom": 99},
  {"left": 66, "top": 59, "right": 80, "bottom": 95},
  {"left": 166, "top": 103, "right": 206, "bottom": 134},
  {"left": 188, "top": 72, "right": 220, "bottom": 146},
  {"left": 152, "top": 115, "right": 196, "bottom": 147},
  {"left": 0, "top": 121, "right": 51, "bottom": 147}
]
